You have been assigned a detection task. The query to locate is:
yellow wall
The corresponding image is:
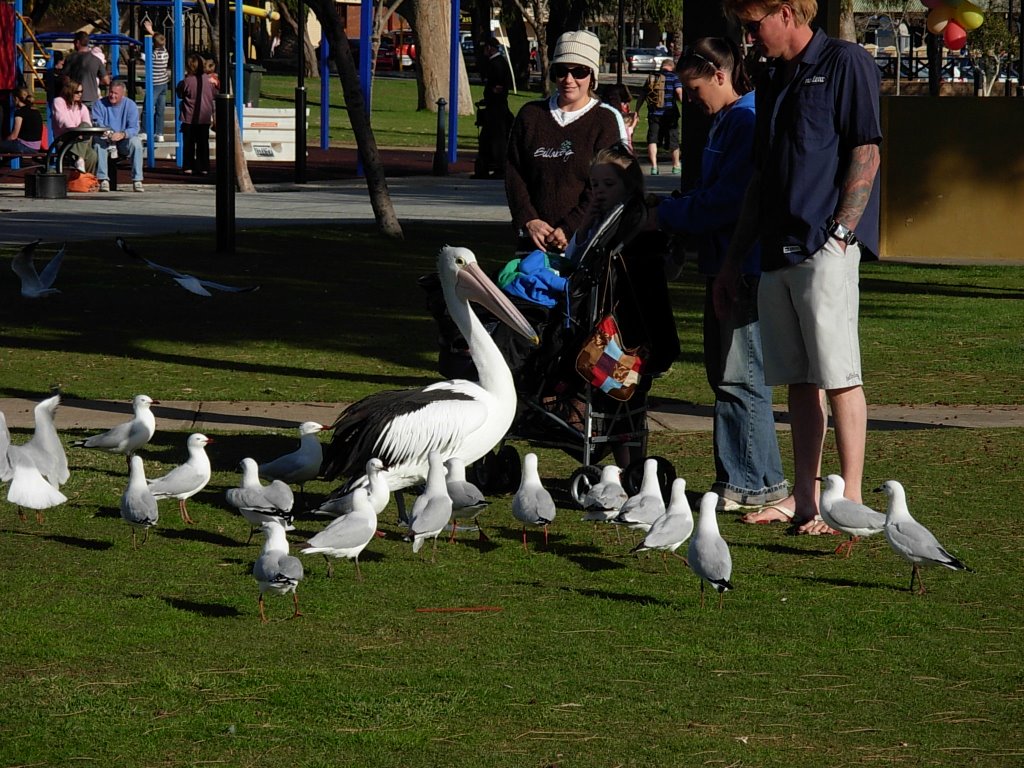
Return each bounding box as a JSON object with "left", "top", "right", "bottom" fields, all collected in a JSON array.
[{"left": 880, "top": 96, "right": 1024, "bottom": 263}]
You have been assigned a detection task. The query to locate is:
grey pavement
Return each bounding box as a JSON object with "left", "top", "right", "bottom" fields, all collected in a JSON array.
[
  {"left": 0, "top": 172, "right": 687, "bottom": 247},
  {"left": 1, "top": 397, "right": 1021, "bottom": 433}
]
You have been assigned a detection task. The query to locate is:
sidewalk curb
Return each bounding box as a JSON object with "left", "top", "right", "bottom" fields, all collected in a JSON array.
[{"left": 2, "top": 398, "right": 1022, "bottom": 433}]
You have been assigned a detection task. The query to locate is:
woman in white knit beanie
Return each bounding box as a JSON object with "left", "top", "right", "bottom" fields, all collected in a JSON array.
[{"left": 505, "top": 30, "right": 628, "bottom": 253}]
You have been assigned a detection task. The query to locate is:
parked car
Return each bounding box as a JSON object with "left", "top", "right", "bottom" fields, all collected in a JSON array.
[
  {"left": 348, "top": 38, "right": 396, "bottom": 71},
  {"left": 382, "top": 34, "right": 416, "bottom": 67},
  {"left": 625, "top": 47, "right": 672, "bottom": 73}
]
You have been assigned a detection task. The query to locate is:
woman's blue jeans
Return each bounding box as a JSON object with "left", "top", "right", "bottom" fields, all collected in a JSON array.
[{"left": 703, "top": 276, "right": 788, "bottom": 505}]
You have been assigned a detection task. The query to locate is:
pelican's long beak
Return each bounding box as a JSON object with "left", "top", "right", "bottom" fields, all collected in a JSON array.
[{"left": 457, "top": 262, "right": 539, "bottom": 345}]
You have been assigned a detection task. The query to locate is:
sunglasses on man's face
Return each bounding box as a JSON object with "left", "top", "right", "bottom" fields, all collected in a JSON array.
[
  {"left": 742, "top": 8, "right": 779, "bottom": 35},
  {"left": 552, "top": 64, "right": 591, "bottom": 80}
]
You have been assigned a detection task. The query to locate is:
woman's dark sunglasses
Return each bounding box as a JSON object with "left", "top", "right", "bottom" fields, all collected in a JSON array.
[{"left": 552, "top": 63, "right": 591, "bottom": 80}]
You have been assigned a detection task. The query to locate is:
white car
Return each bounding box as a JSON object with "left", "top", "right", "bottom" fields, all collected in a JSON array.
[{"left": 625, "top": 48, "right": 672, "bottom": 73}]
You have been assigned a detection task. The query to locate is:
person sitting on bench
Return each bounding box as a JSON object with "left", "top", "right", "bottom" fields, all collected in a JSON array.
[
  {"left": 1, "top": 88, "right": 44, "bottom": 159},
  {"left": 91, "top": 81, "right": 145, "bottom": 192}
]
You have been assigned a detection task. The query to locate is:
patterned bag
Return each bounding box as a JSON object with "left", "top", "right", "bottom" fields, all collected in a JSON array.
[{"left": 575, "top": 313, "right": 645, "bottom": 401}]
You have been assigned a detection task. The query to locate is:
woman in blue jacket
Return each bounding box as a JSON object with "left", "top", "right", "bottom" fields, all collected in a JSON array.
[{"left": 656, "top": 38, "right": 788, "bottom": 514}]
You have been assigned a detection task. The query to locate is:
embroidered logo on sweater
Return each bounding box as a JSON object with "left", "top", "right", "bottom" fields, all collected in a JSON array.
[{"left": 533, "top": 140, "right": 575, "bottom": 162}]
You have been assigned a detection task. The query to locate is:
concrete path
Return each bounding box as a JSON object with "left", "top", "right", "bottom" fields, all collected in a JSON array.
[{"left": 1, "top": 397, "right": 1021, "bottom": 433}]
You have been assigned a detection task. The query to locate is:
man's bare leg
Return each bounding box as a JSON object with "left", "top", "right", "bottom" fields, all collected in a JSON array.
[{"left": 826, "top": 384, "right": 867, "bottom": 504}]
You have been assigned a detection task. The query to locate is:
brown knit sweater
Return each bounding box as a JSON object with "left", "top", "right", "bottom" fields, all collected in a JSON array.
[{"left": 505, "top": 98, "right": 623, "bottom": 240}]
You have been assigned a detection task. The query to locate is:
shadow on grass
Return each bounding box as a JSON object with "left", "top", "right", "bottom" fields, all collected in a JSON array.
[
  {"left": 160, "top": 596, "right": 243, "bottom": 618},
  {"left": 92, "top": 506, "right": 122, "bottom": 519},
  {"left": 158, "top": 528, "right": 247, "bottom": 548},
  {"left": 43, "top": 533, "right": 114, "bottom": 550},
  {"left": 791, "top": 574, "right": 903, "bottom": 591},
  {"left": 558, "top": 585, "right": 673, "bottom": 608}
]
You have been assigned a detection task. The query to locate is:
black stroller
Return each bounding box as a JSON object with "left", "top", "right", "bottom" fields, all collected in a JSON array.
[{"left": 420, "top": 203, "right": 677, "bottom": 504}]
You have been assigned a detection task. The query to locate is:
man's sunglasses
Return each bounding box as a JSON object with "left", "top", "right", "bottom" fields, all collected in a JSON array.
[
  {"left": 742, "top": 8, "right": 778, "bottom": 35},
  {"left": 552, "top": 63, "right": 591, "bottom": 80}
]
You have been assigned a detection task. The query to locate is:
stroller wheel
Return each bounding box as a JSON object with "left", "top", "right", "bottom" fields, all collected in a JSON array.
[
  {"left": 569, "top": 465, "right": 604, "bottom": 508},
  {"left": 496, "top": 445, "right": 521, "bottom": 494},
  {"left": 622, "top": 456, "right": 677, "bottom": 500}
]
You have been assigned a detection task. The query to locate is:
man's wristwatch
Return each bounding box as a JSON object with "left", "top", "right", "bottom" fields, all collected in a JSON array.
[{"left": 827, "top": 217, "right": 857, "bottom": 245}]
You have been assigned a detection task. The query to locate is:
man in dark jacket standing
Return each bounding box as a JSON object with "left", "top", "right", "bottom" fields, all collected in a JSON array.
[{"left": 474, "top": 36, "right": 514, "bottom": 179}]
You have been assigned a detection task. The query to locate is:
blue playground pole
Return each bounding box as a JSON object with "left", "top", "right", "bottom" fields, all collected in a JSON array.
[
  {"left": 111, "top": 0, "right": 120, "bottom": 77},
  {"left": 448, "top": 0, "right": 459, "bottom": 164},
  {"left": 235, "top": 0, "right": 243, "bottom": 135},
  {"left": 144, "top": 35, "right": 155, "bottom": 168},
  {"left": 174, "top": 0, "right": 184, "bottom": 167},
  {"left": 319, "top": 35, "right": 329, "bottom": 150}
]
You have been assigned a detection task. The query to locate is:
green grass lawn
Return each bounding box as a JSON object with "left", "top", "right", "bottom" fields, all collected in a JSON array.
[
  {"left": 1, "top": 220, "right": 1022, "bottom": 766},
  {"left": 257, "top": 73, "right": 540, "bottom": 149}
]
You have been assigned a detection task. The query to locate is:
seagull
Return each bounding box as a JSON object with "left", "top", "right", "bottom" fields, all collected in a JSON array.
[
  {"left": 301, "top": 488, "right": 378, "bottom": 579},
  {"left": 614, "top": 458, "right": 667, "bottom": 533},
  {"left": 1, "top": 395, "right": 70, "bottom": 522},
  {"left": 252, "top": 519, "right": 304, "bottom": 623},
  {"left": 72, "top": 394, "right": 157, "bottom": 462},
  {"left": 120, "top": 454, "right": 159, "bottom": 549},
  {"left": 116, "top": 236, "right": 260, "bottom": 297},
  {"left": 445, "top": 457, "right": 489, "bottom": 542},
  {"left": 226, "top": 457, "right": 295, "bottom": 543},
  {"left": 631, "top": 477, "right": 693, "bottom": 571},
  {"left": 687, "top": 492, "right": 733, "bottom": 609},
  {"left": 581, "top": 464, "right": 628, "bottom": 522},
  {"left": 511, "top": 452, "right": 556, "bottom": 552},
  {"left": 148, "top": 433, "right": 213, "bottom": 525},
  {"left": 258, "top": 421, "right": 328, "bottom": 502},
  {"left": 407, "top": 450, "right": 453, "bottom": 562},
  {"left": 877, "top": 479, "right": 971, "bottom": 595},
  {"left": 818, "top": 474, "right": 886, "bottom": 558},
  {"left": 313, "top": 457, "right": 389, "bottom": 519},
  {"left": 11, "top": 239, "right": 65, "bottom": 298},
  {"left": 320, "top": 246, "right": 537, "bottom": 506}
]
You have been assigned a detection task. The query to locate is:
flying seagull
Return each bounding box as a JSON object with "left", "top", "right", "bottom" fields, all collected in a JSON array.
[
  {"left": 116, "top": 237, "right": 260, "bottom": 297},
  {"left": 11, "top": 240, "right": 65, "bottom": 298}
]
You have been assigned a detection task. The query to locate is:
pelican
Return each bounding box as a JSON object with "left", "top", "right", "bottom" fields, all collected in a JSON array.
[{"left": 321, "top": 246, "right": 537, "bottom": 499}]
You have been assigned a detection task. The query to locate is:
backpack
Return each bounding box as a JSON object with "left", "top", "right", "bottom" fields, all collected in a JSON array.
[
  {"left": 67, "top": 169, "right": 100, "bottom": 193},
  {"left": 645, "top": 73, "right": 666, "bottom": 110}
]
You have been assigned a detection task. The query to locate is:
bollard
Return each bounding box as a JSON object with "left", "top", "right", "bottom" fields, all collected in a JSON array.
[{"left": 433, "top": 98, "right": 448, "bottom": 176}]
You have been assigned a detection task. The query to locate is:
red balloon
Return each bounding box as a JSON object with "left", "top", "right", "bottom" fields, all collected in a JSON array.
[{"left": 944, "top": 19, "right": 968, "bottom": 50}]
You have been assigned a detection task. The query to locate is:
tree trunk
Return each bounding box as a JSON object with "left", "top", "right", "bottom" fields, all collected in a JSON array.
[
  {"left": 402, "top": 0, "right": 475, "bottom": 115},
  {"left": 838, "top": 0, "right": 857, "bottom": 43},
  {"left": 307, "top": 0, "right": 403, "bottom": 239},
  {"left": 275, "top": 1, "right": 317, "bottom": 78}
]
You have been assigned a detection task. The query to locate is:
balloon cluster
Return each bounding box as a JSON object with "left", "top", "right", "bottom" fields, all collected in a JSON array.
[{"left": 922, "top": 0, "right": 985, "bottom": 51}]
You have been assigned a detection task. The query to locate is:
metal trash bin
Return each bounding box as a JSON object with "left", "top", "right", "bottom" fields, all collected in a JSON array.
[
  {"left": 243, "top": 63, "right": 266, "bottom": 107},
  {"left": 26, "top": 170, "right": 67, "bottom": 199}
]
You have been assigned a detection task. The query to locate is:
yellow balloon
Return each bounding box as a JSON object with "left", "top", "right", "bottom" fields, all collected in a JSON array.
[
  {"left": 956, "top": 1, "right": 985, "bottom": 30},
  {"left": 927, "top": 5, "right": 955, "bottom": 34}
]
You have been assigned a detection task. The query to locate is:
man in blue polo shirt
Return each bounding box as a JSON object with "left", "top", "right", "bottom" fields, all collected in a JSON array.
[
  {"left": 714, "top": 0, "right": 881, "bottom": 535},
  {"left": 91, "top": 81, "right": 146, "bottom": 192}
]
